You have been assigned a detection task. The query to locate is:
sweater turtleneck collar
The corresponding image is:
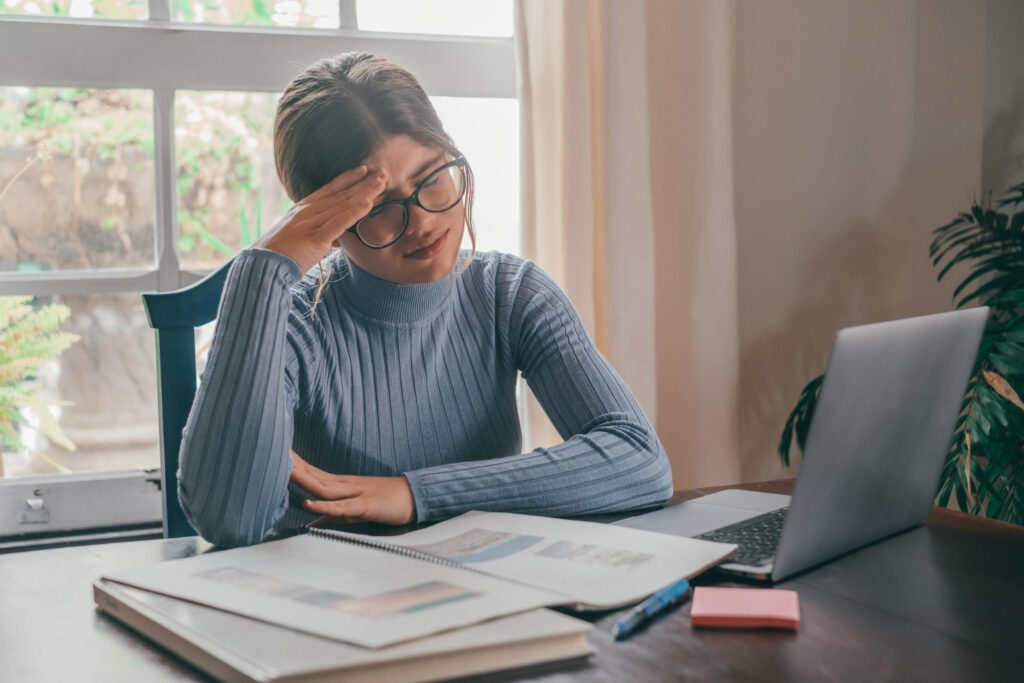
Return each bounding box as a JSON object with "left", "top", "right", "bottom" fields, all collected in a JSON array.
[{"left": 334, "top": 252, "right": 463, "bottom": 324}]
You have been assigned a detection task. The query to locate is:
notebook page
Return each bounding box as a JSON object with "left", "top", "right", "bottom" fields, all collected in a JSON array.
[
  {"left": 102, "top": 533, "right": 561, "bottom": 649},
  {"left": 322, "top": 511, "right": 737, "bottom": 610}
]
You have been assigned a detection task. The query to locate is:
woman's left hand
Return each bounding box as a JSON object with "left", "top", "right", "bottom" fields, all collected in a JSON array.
[{"left": 289, "top": 450, "right": 416, "bottom": 525}]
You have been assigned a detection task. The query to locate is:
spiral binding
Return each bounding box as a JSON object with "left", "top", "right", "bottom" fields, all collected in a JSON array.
[
  {"left": 307, "top": 526, "right": 466, "bottom": 570},
  {"left": 305, "top": 526, "right": 567, "bottom": 599}
]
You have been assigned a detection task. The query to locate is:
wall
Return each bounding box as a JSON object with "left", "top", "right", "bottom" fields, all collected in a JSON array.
[
  {"left": 645, "top": 0, "right": 743, "bottom": 488},
  {"left": 983, "top": 0, "right": 1024, "bottom": 194},
  {"left": 731, "top": 0, "right": 987, "bottom": 481}
]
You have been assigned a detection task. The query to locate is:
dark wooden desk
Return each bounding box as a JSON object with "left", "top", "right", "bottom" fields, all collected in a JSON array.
[{"left": 2, "top": 479, "right": 1023, "bottom": 682}]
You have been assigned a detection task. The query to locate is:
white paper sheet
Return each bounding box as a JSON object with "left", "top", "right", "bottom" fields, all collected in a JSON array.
[
  {"left": 324, "top": 511, "right": 737, "bottom": 610},
  {"left": 104, "top": 534, "right": 561, "bottom": 649}
]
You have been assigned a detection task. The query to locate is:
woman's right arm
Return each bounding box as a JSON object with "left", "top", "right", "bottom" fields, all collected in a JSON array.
[
  {"left": 177, "top": 249, "right": 309, "bottom": 547},
  {"left": 176, "top": 165, "right": 386, "bottom": 547}
]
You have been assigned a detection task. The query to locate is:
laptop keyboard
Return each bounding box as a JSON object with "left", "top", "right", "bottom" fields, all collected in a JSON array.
[{"left": 694, "top": 507, "right": 789, "bottom": 567}]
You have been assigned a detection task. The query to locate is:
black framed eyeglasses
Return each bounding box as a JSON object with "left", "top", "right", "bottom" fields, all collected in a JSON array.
[{"left": 346, "top": 155, "right": 468, "bottom": 249}]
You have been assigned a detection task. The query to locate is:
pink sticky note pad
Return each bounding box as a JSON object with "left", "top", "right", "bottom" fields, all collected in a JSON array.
[{"left": 690, "top": 587, "right": 800, "bottom": 631}]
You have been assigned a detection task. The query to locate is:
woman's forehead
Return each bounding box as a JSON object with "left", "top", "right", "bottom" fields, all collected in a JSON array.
[{"left": 363, "top": 135, "right": 445, "bottom": 184}]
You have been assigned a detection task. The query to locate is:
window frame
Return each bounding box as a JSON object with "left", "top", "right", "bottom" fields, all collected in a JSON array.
[{"left": 0, "top": 1, "right": 517, "bottom": 543}]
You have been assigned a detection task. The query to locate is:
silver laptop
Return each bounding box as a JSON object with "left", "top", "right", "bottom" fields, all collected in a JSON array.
[{"left": 616, "top": 306, "right": 989, "bottom": 583}]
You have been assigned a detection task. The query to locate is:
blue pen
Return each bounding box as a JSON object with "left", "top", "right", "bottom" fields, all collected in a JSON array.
[{"left": 613, "top": 578, "right": 692, "bottom": 640}]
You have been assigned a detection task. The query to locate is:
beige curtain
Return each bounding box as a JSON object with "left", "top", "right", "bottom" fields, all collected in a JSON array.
[{"left": 515, "top": 0, "right": 743, "bottom": 488}]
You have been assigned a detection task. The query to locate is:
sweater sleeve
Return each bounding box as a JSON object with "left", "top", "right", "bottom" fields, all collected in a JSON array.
[
  {"left": 403, "top": 258, "right": 674, "bottom": 523},
  {"left": 176, "top": 247, "right": 321, "bottom": 547}
]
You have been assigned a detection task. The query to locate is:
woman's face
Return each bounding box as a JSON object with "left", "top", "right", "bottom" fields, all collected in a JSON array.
[{"left": 336, "top": 135, "right": 466, "bottom": 285}]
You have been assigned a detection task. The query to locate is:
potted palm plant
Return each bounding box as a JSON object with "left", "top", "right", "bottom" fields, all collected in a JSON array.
[
  {"left": 0, "top": 295, "right": 80, "bottom": 476},
  {"left": 779, "top": 181, "right": 1024, "bottom": 525}
]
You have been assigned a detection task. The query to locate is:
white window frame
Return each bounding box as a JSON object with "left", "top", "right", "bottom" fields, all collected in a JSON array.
[{"left": 0, "top": 1, "right": 516, "bottom": 542}]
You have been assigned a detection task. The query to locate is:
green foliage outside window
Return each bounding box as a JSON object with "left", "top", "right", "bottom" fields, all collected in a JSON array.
[
  {"left": 0, "top": 296, "right": 79, "bottom": 457},
  {"left": 0, "top": 86, "right": 290, "bottom": 270}
]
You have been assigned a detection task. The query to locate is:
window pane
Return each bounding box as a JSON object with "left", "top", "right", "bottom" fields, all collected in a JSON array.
[
  {"left": 0, "top": 0, "right": 147, "bottom": 20},
  {"left": 430, "top": 96, "right": 519, "bottom": 255},
  {"left": 0, "top": 87, "right": 156, "bottom": 272},
  {"left": 195, "top": 317, "right": 216, "bottom": 378},
  {"left": 0, "top": 293, "right": 159, "bottom": 479},
  {"left": 170, "top": 0, "right": 339, "bottom": 28},
  {"left": 357, "top": 0, "right": 513, "bottom": 37},
  {"left": 175, "top": 90, "right": 292, "bottom": 271}
]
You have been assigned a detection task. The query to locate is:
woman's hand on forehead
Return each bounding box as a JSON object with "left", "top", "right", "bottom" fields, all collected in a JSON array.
[
  {"left": 362, "top": 146, "right": 448, "bottom": 199},
  {"left": 250, "top": 164, "right": 385, "bottom": 273}
]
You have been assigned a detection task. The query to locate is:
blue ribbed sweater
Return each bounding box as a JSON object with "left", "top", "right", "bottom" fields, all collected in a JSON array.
[{"left": 177, "top": 247, "right": 673, "bottom": 547}]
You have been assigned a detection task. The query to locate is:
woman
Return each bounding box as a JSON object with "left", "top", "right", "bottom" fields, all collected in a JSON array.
[{"left": 177, "top": 52, "right": 673, "bottom": 547}]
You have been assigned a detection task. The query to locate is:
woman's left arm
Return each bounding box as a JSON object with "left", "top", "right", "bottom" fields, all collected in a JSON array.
[{"left": 401, "top": 259, "right": 674, "bottom": 524}]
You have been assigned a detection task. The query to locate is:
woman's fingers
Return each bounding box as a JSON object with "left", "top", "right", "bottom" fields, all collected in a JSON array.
[
  {"left": 251, "top": 165, "right": 387, "bottom": 273},
  {"left": 304, "top": 497, "right": 368, "bottom": 519},
  {"left": 304, "top": 172, "right": 387, "bottom": 245},
  {"left": 290, "top": 467, "right": 359, "bottom": 500},
  {"left": 290, "top": 451, "right": 334, "bottom": 482},
  {"left": 303, "top": 164, "right": 369, "bottom": 204},
  {"left": 290, "top": 468, "right": 343, "bottom": 498},
  {"left": 298, "top": 476, "right": 413, "bottom": 525},
  {"left": 308, "top": 169, "right": 386, "bottom": 219},
  {"left": 289, "top": 449, "right": 309, "bottom": 471},
  {"left": 289, "top": 449, "right": 335, "bottom": 480}
]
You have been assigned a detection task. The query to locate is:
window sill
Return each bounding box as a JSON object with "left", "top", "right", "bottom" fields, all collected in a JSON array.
[
  {"left": 0, "top": 523, "right": 162, "bottom": 554},
  {"left": 0, "top": 468, "right": 163, "bottom": 539}
]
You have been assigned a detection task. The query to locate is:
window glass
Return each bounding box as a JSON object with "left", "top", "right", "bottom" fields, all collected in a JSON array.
[
  {"left": 0, "top": 0, "right": 147, "bottom": 20},
  {"left": 170, "top": 0, "right": 339, "bottom": 28},
  {"left": 175, "top": 90, "right": 292, "bottom": 271},
  {"left": 356, "top": 0, "right": 512, "bottom": 37},
  {"left": 0, "top": 293, "right": 159, "bottom": 478},
  {"left": 195, "top": 317, "right": 216, "bottom": 379},
  {"left": 430, "top": 96, "right": 519, "bottom": 255},
  {"left": 0, "top": 87, "right": 156, "bottom": 273}
]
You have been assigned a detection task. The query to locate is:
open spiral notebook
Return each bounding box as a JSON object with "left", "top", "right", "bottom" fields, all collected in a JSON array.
[{"left": 102, "top": 510, "right": 736, "bottom": 649}]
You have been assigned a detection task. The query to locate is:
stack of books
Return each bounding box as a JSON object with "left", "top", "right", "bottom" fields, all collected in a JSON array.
[{"left": 95, "top": 510, "right": 736, "bottom": 682}]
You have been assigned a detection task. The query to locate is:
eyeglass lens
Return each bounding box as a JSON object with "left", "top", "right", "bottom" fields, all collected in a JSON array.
[{"left": 355, "top": 163, "right": 465, "bottom": 248}]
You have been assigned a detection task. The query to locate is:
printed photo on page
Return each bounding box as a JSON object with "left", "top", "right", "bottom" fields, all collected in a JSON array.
[
  {"left": 103, "top": 534, "right": 561, "bottom": 649},
  {"left": 327, "top": 511, "right": 737, "bottom": 610}
]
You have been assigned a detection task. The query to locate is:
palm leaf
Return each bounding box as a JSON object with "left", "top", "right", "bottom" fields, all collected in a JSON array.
[
  {"left": 777, "top": 375, "right": 823, "bottom": 468},
  {"left": 0, "top": 296, "right": 80, "bottom": 455},
  {"left": 19, "top": 394, "right": 76, "bottom": 452}
]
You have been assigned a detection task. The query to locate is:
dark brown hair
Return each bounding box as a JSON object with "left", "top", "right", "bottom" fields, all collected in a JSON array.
[{"left": 273, "top": 52, "right": 477, "bottom": 308}]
